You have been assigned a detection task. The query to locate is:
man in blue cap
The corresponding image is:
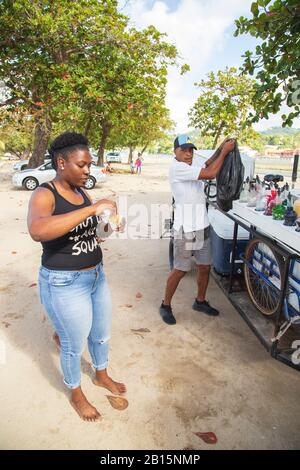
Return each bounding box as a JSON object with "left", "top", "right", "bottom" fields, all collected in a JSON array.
[{"left": 159, "top": 134, "right": 235, "bottom": 325}]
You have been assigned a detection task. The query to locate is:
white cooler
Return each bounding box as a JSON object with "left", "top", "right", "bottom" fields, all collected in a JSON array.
[{"left": 208, "top": 206, "right": 250, "bottom": 275}]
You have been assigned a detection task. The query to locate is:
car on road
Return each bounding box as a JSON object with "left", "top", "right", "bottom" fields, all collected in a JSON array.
[
  {"left": 12, "top": 161, "right": 106, "bottom": 190},
  {"left": 13, "top": 155, "right": 51, "bottom": 171},
  {"left": 13, "top": 149, "right": 100, "bottom": 171},
  {"left": 106, "top": 151, "right": 122, "bottom": 163}
]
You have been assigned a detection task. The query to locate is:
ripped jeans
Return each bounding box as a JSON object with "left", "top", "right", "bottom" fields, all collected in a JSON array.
[{"left": 39, "top": 263, "right": 112, "bottom": 389}]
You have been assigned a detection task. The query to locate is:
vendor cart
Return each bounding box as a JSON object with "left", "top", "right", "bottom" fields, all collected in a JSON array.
[
  {"left": 210, "top": 199, "right": 300, "bottom": 371},
  {"left": 164, "top": 192, "right": 300, "bottom": 371}
]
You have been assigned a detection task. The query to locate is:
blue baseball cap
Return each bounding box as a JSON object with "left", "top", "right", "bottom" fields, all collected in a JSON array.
[{"left": 174, "top": 134, "right": 197, "bottom": 150}]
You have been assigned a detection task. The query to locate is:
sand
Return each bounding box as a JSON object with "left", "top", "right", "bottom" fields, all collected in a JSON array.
[{"left": 0, "top": 157, "right": 300, "bottom": 450}]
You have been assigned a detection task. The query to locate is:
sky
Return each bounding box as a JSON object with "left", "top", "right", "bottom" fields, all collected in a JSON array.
[{"left": 120, "top": 0, "right": 300, "bottom": 133}]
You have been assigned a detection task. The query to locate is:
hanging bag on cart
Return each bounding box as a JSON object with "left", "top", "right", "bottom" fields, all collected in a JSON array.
[{"left": 216, "top": 140, "right": 244, "bottom": 212}]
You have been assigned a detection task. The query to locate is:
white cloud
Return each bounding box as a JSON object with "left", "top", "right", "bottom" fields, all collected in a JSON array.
[
  {"left": 253, "top": 106, "right": 300, "bottom": 132},
  {"left": 123, "top": 0, "right": 254, "bottom": 131},
  {"left": 122, "top": 0, "right": 300, "bottom": 133}
]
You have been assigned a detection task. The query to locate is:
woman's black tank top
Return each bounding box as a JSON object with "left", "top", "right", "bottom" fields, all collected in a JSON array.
[{"left": 40, "top": 182, "right": 102, "bottom": 270}]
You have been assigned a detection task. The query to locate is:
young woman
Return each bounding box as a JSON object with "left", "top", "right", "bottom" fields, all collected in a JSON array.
[{"left": 27, "top": 132, "right": 126, "bottom": 421}]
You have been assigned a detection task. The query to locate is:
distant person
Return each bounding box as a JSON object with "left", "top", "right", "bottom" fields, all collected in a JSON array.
[
  {"left": 130, "top": 160, "right": 135, "bottom": 174},
  {"left": 159, "top": 134, "right": 235, "bottom": 325},
  {"left": 27, "top": 132, "right": 126, "bottom": 421},
  {"left": 106, "top": 162, "right": 115, "bottom": 173},
  {"left": 135, "top": 153, "right": 143, "bottom": 174}
]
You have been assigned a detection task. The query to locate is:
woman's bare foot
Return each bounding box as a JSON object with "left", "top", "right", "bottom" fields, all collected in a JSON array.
[
  {"left": 93, "top": 369, "right": 127, "bottom": 396},
  {"left": 70, "top": 387, "right": 101, "bottom": 422},
  {"left": 52, "top": 332, "right": 60, "bottom": 350}
]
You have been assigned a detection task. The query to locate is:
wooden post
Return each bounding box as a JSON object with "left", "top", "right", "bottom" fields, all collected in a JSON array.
[{"left": 292, "top": 153, "right": 299, "bottom": 182}]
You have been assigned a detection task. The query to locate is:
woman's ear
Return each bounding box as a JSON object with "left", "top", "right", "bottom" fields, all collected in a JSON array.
[{"left": 57, "top": 156, "right": 65, "bottom": 170}]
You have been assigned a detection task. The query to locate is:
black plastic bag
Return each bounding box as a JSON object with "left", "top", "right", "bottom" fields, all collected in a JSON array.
[{"left": 216, "top": 141, "right": 244, "bottom": 212}]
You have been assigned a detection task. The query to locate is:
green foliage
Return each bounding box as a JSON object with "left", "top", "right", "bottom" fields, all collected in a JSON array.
[
  {"left": 260, "top": 126, "right": 300, "bottom": 135},
  {"left": 235, "top": 0, "right": 300, "bottom": 127},
  {"left": 0, "top": 109, "right": 34, "bottom": 158},
  {"left": 189, "top": 67, "right": 256, "bottom": 148},
  {"left": 261, "top": 130, "right": 300, "bottom": 148},
  {"left": 0, "top": 0, "right": 124, "bottom": 115},
  {"left": 0, "top": 1, "right": 183, "bottom": 165}
]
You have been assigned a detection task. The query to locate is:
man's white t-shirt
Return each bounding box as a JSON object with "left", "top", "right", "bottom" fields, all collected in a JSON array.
[{"left": 169, "top": 157, "right": 209, "bottom": 233}]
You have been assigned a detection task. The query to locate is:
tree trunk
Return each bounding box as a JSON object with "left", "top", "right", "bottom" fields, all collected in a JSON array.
[
  {"left": 140, "top": 143, "right": 148, "bottom": 155},
  {"left": 84, "top": 116, "right": 92, "bottom": 138},
  {"left": 22, "top": 148, "right": 31, "bottom": 159},
  {"left": 212, "top": 121, "right": 225, "bottom": 149},
  {"left": 97, "top": 122, "right": 112, "bottom": 166},
  {"left": 127, "top": 146, "right": 134, "bottom": 164},
  {"left": 27, "top": 113, "right": 52, "bottom": 169}
]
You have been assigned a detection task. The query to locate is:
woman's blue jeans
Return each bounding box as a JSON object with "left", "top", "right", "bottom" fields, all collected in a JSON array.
[{"left": 39, "top": 263, "right": 112, "bottom": 389}]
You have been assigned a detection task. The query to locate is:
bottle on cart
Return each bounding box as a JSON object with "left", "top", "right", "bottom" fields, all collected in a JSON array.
[
  {"left": 247, "top": 182, "right": 257, "bottom": 207},
  {"left": 272, "top": 189, "right": 286, "bottom": 220},
  {"left": 266, "top": 183, "right": 277, "bottom": 204},
  {"left": 255, "top": 185, "right": 267, "bottom": 211},
  {"left": 239, "top": 177, "right": 249, "bottom": 203},
  {"left": 293, "top": 198, "right": 300, "bottom": 217},
  {"left": 284, "top": 206, "right": 297, "bottom": 226},
  {"left": 286, "top": 192, "right": 293, "bottom": 209},
  {"left": 264, "top": 186, "right": 277, "bottom": 215},
  {"left": 255, "top": 175, "right": 262, "bottom": 193},
  {"left": 281, "top": 183, "right": 290, "bottom": 206}
]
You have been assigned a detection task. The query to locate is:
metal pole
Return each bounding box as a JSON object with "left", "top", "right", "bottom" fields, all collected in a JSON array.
[
  {"left": 292, "top": 153, "right": 299, "bottom": 182},
  {"left": 228, "top": 221, "right": 238, "bottom": 294}
]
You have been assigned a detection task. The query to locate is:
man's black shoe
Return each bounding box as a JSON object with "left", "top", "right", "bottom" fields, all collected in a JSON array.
[
  {"left": 159, "top": 302, "right": 176, "bottom": 325},
  {"left": 192, "top": 299, "right": 219, "bottom": 316}
]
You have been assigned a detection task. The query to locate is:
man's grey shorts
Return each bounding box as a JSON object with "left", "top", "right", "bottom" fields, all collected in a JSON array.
[{"left": 173, "top": 226, "right": 212, "bottom": 272}]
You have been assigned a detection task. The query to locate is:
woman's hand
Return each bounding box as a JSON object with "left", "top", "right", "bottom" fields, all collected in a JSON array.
[
  {"left": 115, "top": 216, "right": 126, "bottom": 233},
  {"left": 91, "top": 198, "right": 117, "bottom": 217}
]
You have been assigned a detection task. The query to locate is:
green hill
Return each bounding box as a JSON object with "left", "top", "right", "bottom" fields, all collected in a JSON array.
[{"left": 260, "top": 127, "right": 300, "bottom": 136}]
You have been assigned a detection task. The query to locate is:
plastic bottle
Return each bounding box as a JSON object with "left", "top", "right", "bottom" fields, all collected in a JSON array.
[
  {"left": 272, "top": 189, "right": 286, "bottom": 220},
  {"left": 293, "top": 198, "right": 300, "bottom": 217},
  {"left": 247, "top": 182, "right": 257, "bottom": 207},
  {"left": 255, "top": 185, "right": 267, "bottom": 211},
  {"left": 264, "top": 187, "right": 277, "bottom": 216},
  {"left": 239, "top": 177, "right": 249, "bottom": 203}
]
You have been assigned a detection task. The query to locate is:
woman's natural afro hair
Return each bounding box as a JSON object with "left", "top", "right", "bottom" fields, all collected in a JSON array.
[{"left": 48, "top": 132, "right": 89, "bottom": 170}]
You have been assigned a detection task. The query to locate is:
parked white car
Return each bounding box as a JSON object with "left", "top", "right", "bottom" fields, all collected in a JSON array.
[
  {"left": 13, "top": 156, "right": 50, "bottom": 172},
  {"left": 106, "top": 151, "right": 122, "bottom": 163},
  {"left": 13, "top": 149, "right": 98, "bottom": 171},
  {"left": 12, "top": 161, "right": 106, "bottom": 190}
]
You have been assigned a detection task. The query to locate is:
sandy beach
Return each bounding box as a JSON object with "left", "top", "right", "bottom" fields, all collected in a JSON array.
[{"left": 0, "top": 157, "right": 300, "bottom": 450}]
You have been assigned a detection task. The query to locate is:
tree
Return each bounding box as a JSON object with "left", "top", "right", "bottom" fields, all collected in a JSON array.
[
  {"left": 109, "top": 105, "right": 174, "bottom": 163},
  {"left": 0, "top": 109, "right": 33, "bottom": 158},
  {"left": 0, "top": 1, "right": 183, "bottom": 167},
  {"left": 189, "top": 67, "right": 256, "bottom": 148},
  {"left": 56, "top": 26, "right": 180, "bottom": 165},
  {"left": 0, "top": 0, "right": 127, "bottom": 167},
  {"left": 235, "top": 0, "right": 300, "bottom": 127}
]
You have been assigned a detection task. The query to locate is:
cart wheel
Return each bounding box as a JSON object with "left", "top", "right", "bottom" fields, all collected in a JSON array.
[
  {"left": 244, "top": 238, "right": 283, "bottom": 317},
  {"left": 169, "top": 238, "right": 174, "bottom": 271},
  {"left": 204, "top": 181, "right": 217, "bottom": 201}
]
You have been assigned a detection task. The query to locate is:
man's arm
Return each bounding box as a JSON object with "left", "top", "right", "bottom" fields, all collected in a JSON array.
[
  {"left": 204, "top": 138, "right": 232, "bottom": 167},
  {"left": 204, "top": 147, "right": 222, "bottom": 168},
  {"left": 198, "top": 139, "right": 235, "bottom": 180}
]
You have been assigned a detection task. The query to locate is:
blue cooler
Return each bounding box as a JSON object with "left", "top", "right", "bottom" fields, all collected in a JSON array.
[{"left": 208, "top": 207, "right": 249, "bottom": 275}]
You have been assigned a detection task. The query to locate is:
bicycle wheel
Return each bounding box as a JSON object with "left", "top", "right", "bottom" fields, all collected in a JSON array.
[
  {"left": 244, "top": 238, "right": 283, "bottom": 317},
  {"left": 204, "top": 181, "right": 217, "bottom": 201}
]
